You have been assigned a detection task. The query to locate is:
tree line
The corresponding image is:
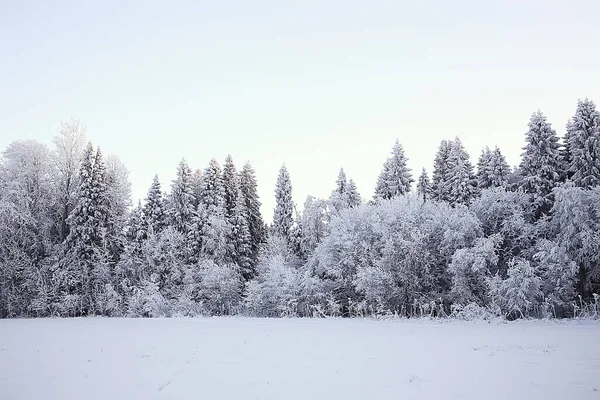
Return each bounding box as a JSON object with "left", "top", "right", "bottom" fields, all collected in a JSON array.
[{"left": 1, "top": 99, "right": 599, "bottom": 319}]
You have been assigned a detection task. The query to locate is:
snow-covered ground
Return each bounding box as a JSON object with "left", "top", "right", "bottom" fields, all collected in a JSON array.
[{"left": 1, "top": 318, "right": 598, "bottom": 400}]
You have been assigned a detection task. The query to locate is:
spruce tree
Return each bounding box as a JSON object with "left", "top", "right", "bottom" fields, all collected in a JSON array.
[
  {"left": 142, "top": 174, "right": 166, "bottom": 236},
  {"left": 416, "top": 168, "right": 430, "bottom": 202},
  {"left": 64, "top": 143, "right": 112, "bottom": 315},
  {"left": 239, "top": 162, "right": 266, "bottom": 266},
  {"left": 202, "top": 159, "right": 226, "bottom": 212},
  {"left": 566, "top": 98, "right": 600, "bottom": 188},
  {"left": 431, "top": 139, "right": 452, "bottom": 202},
  {"left": 489, "top": 146, "right": 511, "bottom": 187},
  {"left": 330, "top": 168, "right": 349, "bottom": 213},
  {"left": 476, "top": 147, "right": 492, "bottom": 189},
  {"left": 273, "top": 165, "right": 294, "bottom": 241},
  {"left": 168, "top": 159, "right": 195, "bottom": 234},
  {"left": 478, "top": 146, "right": 511, "bottom": 189},
  {"left": 126, "top": 201, "right": 145, "bottom": 249},
  {"left": 374, "top": 140, "right": 413, "bottom": 200},
  {"left": 446, "top": 138, "right": 477, "bottom": 206},
  {"left": 191, "top": 168, "right": 203, "bottom": 209},
  {"left": 519, "top": 111, "right": 563, "bottom": 218},
  {"left": 335, "top": 168, "right": 347, "bottom": 195},
  {"left": 115, "top": 200, "right": 146, "bottom": 294},
  {"left": 200, "top": 159, "right": 231, "bottom": 263},
  {"left": 230, "top": 188, "right": 253, "bottom": 279},
  {"left": 187, "top": 203, "right": 208, "bottom": 264},
  {"left": 346, "top": 179, "right": 361, "bottom": 208},
  {"left": 222, "top": 155, "right": 239, "bottom": 221}
]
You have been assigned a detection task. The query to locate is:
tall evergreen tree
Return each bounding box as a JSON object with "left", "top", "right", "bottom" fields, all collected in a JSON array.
[
  {"left": 346, "top": 179, "right": 361, "bottom": 208},
  {"left": 222, "top": 155, "right": 239, "bottom": 221},
  {"left": 186, "top": 202, "right": 208, "bottom": 265},
  {"left": 519, "top": 111, "right": 563, "bottom": 218},
  {"left": 374, "top": 140, "right": 413, "bottom": 200},
  {"left": 566, "top": 99, "right": 600, "bottom": 188},
  {"left": 273, "top": 165, "right": 294, "bottom": 241},
  {"left": 202, "top": 159, "right": 225, "bottom": 212},
  {"left": 230, "top": 188, "right": 253, "bottom": 279},
  {"left": 143, "top": 174, "right": 166, "bottom": 236},
  {"left": 477, "top": 146, "right": 511, "bottom": 189},
  {"left": 431, "top": 140, "right": 452, "bottom": 202},
  {"left": 490, "top": 146, "right": 511, "bottom": 187},
  {"left": 330, "top": 168, "right": 349, "bottom": 213},
  {"left": 335, "top": 168, "right": 347, "bottom": 195},
  {"left": 417, "top": 168, "right": 430, "bottom": 202},
  {"left": 64, "top": 143, "right": 112, "bottom": 315},
  {"left": 168, "top": 159, "right": 195, "bottom": 234},
  {"left": 239, "top": 162, "right": 266, "bottom": 266},
  {"left": 191, "top": 168, "right": 203, "bottom": 209},
  {"left": 200, "top": 159, "right": 231, "bottom": 263},
  {"left": 476, "top": 147, "right": 492, "bottom": 188},
  {"left": 446, "top": 138, "right": 477, "bottom": 206}
]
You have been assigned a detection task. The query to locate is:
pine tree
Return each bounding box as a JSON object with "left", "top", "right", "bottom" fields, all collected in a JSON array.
[
  {"left": 330, "top": 168, "right": 362, "bottom": 212},
  {"left": 126, "top": 201, "right": 145, "bottom": 248},
  {"left": 431, "top": 140, "right": 452, "bottom": 202},
  {"left": 168, "top": 159, "right": 196, "bottom": 234},
  {"left": 91, "top": 148, "right": 110, "bottom": 237},
  {"left": 566, "top": 99, "right": 600, "bottom": 188},
  {"left": 330, "top": 168, "right": 349, "bottom": 213},
  {"left": 346, "top": 179, "right": 361, "bottom": 208},
  {"left": 143, "top": 174, "right": 166, "bottom": 236},
  {"left": 239, "top": 162, "right": 266, "bottom": 266},
  {"left": 230, "top": 188, "right": 253, "bottom": 279},
  {"left": 489, "top": 146, "right": 511, "bottom": 187},
  {"left": 201, "top": 159, "right": 225, "bottom": 212},
  {"left": 273, "top": 165, "right": 294, "bottom": 241},
  {"left": 518, "top": 111, "right": 563, "bottom": 218},
  {"left": 476, "top": 147, "right": 492, "bottom": 188},
  {"left": 374, "top": 140, "right": 413, "bottom": 200},
  {"left": 64, "top": 143, "right": 112, "bottom": 315},
  {"left": 477, "top": 146, "right": 511, "bottom": 189},
  {"left": 335, "top": 168, "right": 347, "bottom": 195},
  {"left": 416, "top": 168, "right": 430, "bottom": 202},
  {"left": 115, "top": 201, "right": 145, "bottom": 295},
  {"left": 446, "top": 138, "right": 477, "bottom": 206},
  {"left": 222, "top": 155, "right": 239, "bottom": 221},
  {"left": 187, "top": 203, "right": 208, "bottom": 264},
  {"left": 191, "top": 169, "right": 203, "bottom": 209},
  {"left": 200, "top": 159, "right": 231, "bottom": 263}
]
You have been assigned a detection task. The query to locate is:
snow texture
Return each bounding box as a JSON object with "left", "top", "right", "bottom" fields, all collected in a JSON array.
[{"left": 1, "top": 317, "right": 599, "bottom": 400}]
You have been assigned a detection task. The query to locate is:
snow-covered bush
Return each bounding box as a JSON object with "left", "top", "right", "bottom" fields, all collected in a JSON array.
[
  {"left": 309, "top": 196, "right": 483, "bottom": 315},
  {"left": 140, "top": 281, "right": 171, "bottom": 318},
  {"left": 533, "top": 239, "right": 577, "bottom": 315},
  {"left": 245, "top": 255, "right": 302, "bottom": 317},
  {"left": 488, "top": 259, "right": 542, "bottom": 319},
  {"left": 450, "top": 302, "right": 502, "bottom": 321},
  {"left": 196, "top": 260, "right": 243, "bottom": 315},
  {"left": 448, "top": 235, "right": 500, "bottom": 306},
  {"left": 95, "top": 284, "right": 123, "bottom": 317},
  {"left": 469, "top": 188, "right": 536, "bottom": 277}
]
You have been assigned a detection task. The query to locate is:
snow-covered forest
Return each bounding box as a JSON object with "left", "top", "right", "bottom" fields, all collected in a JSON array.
[{"left": 1, "top": 99, "right": 600, "bottom": 319}]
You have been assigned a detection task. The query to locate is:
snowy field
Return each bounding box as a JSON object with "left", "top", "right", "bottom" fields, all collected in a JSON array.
[{"left": 1, "top": 318, "right": 599, "bottom": 400}]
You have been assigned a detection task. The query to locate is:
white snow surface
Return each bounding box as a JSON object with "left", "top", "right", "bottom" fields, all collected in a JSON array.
[{"left": 1, "top": 317, "right": 599, "bottom": 400}]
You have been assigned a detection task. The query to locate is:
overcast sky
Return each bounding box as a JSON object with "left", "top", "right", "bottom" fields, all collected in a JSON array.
[{"left": 2, "top": 0, "right": 600, "bottom": 221}]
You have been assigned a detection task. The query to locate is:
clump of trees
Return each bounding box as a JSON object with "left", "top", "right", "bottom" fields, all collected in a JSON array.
[{"left": 2, "top": 99, "right": 600, "bottom": 319}]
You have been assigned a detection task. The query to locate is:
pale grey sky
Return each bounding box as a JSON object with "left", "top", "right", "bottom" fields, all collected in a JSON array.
[{"left": 1, "top": 0, "right": 599, "bottom": 221}]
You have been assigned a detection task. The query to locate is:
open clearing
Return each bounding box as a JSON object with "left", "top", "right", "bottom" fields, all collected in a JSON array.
[{"left": 1, "top": 318, "right": 599, "bottom": 399}]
